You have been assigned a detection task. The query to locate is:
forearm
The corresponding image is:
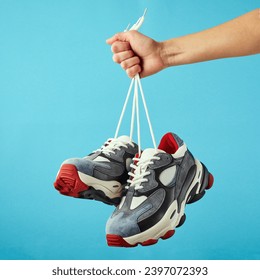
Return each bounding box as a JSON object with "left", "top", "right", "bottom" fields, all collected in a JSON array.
[{"left": 161, "top": 9, "right": 260, "bottom": 67}]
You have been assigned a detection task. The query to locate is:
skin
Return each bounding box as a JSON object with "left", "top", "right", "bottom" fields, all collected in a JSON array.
[{"left": 106, "top": 9, "right": 260, "bottom": 78}]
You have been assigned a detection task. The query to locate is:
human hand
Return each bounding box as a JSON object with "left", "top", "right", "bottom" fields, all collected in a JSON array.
[{"left": 106, "top": 30, "right": 165, "bottom": 78}]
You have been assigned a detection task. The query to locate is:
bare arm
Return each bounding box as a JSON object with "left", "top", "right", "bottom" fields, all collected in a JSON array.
[
  {"left": 163, "top": 8, "right": 260, "bottom": 67},
  {"left": 107, "top": 9, "right": 260, "bottom": 78}
]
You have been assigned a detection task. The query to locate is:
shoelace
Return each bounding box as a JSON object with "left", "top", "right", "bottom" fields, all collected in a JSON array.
[
  {"left": 114, "top": 10, "right": 160, "bottom": 191},
  {"left": 94, "top": 138, "right": 134, "bottom": 156},
  {"left": 126, "top": 155, "right": 160, "bottom": 190},
  {"left": 114, "top": 9, "right": 157, "bottom": 155},
  {"left": 92, "top": 10, "right": 151, "bottom": 161}
]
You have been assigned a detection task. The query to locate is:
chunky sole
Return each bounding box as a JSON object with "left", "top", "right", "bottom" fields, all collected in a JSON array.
[
  {"left": 106, "top": 160, "right": 214, "bottom": 247},
  {"left": 54, "top": 164, "right": 121, "bottom": 206}
]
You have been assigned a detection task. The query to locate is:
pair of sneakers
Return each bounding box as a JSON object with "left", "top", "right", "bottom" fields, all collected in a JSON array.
[{"left": 54, "top": 132, "right": 214, "bottom": 247}]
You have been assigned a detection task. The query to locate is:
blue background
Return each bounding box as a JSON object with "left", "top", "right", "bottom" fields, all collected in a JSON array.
[{"left": 0, "top": 0, "right": 260, "bottom": 260}]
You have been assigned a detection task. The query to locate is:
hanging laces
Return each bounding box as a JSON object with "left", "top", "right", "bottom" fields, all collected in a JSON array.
[{"left": 114, "top": 9, "right": 157, "bottom": 155}]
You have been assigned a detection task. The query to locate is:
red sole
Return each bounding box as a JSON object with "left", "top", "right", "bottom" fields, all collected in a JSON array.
[
  {"left": 106, "top": 230, "right": 175, "bottom": 248},
  {"left": 206, "top": 173, "right": 214, "bottom": 190},
  {"left": 54, "top": 164, "right": 89, "bottom": 197}
]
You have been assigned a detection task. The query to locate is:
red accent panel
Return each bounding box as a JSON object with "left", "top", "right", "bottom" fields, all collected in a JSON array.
[
  {"left": 161, "top": 230, "right": 175, "bottom": 240},
  {"left": 158, "top": 132, "right": 179, "bottom": 154},
  {"left": 141, "top": 239, "right": 158, "bottom": 246},
  {"left": 134, "top": 153, "right": 140, "bottom": 163},
  {"left": 106, "top": 234, "right": 136, "bottom": 247},
  {"left": 54, "top": 164, "right": 89, "bottom": 197},
  {"left": 206, "top": 173, "right": 214, "bottom": 190}
]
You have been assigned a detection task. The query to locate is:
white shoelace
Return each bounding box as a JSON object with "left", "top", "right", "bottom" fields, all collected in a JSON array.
[
  {"left": 94, "top": 138, "right": 134, "bottom": 157},
  {"left": 126, "top": 155, "right": 160, "bottom": 190},
  {"left": 114, "top": 9, "right": 157, "bottom": 154},
  {"left": 113, "top": 10, "right": 160, "bottom": 191}
]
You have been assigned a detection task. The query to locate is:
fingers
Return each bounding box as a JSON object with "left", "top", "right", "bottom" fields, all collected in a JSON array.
[
  {"left": 106, "top": 36, "right": 116, "bottom": 45},
  {"left": 113, "top": 50, "right": 134, "bottom": 63},
  {"left": 126, "top": 64, "right": 141, "bottom": 78},
  {"left": 106, "top": 31, "right": 141, "bottom": 78},
  {"left": 106, "top": 34, "right": 119, "bottom": 45},
  {"left": 111, "top": 41, "right": 131, "bottom": 53},
  {"left": 106, "top": 32, "right": 127, "bottom": 45},
  {"left": 121, "top": 56, "right": 140, "bottom": 70},
  {"left": 113, "top": 51, "right": 141, "bottom": 77}
]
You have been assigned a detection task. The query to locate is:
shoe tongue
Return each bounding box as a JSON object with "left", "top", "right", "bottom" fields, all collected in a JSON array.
[
  {"left": 117, "top": 135, "right": 131, "bottom": 143},
  {"left": 140, "top": 148, "right": 165, "bottom": 161}
]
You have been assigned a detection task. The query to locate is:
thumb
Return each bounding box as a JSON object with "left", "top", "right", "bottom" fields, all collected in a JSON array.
[{"left": 106, "top": 32, "right": 130, "bottom": 45}]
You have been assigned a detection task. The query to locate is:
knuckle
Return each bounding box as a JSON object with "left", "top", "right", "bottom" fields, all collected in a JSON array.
[
  {"left": 127, "top": 71, "right": 133, "bottom": 78},
  {"left": 121, "top": 61, "right": 127, "bottom": 70},
  {"left": 110, "top": 42, "right": 115, "bottom": 52},
  {"left": 111, "top": 42, "right": 120, "bottom": 53},
  {"left": 126, "top": 67, "right": 135, "bottom": 77},
  {"left": 113, "top": 54, "right": 120, "bottom": 63},
  {"left": 135, "top": 56, "right": 141, "bottom": 63},
  {"left": 127, "top": 50, "right": 134, "bottom": 57}
]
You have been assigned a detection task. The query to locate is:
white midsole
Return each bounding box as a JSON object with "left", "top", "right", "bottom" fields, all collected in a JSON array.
[
  {"left": 124, "top": 159, "right": 203, "bottom": 245},
  {"left": 78, "top": 172, "right": 122, "bottom": 199}
]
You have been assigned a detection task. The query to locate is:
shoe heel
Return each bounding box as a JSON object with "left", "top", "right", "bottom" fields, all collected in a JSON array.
[
  {"left": 54, "top": 164, "right": 89, "bottom": 197},
  {"left": 205, "top": 173, "right": 214, "bottom": 190},
  {"left": 176, "top": 214, "right": 186, "bottom": 228},
  {"left": 187, "top": 163, "right": 214, "bottom": 204}
]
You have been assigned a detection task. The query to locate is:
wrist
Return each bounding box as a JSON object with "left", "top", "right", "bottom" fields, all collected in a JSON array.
[{"left": 159, "top": 39, "right": 184, "bottom": 68}]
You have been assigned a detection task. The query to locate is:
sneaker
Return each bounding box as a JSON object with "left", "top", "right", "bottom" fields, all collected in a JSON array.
[
  {"left": 106, "top": 132, "right": 214, "bottom": 246},
  {"left": 54, "top": 136, "right": 138, "bottom": 206}
]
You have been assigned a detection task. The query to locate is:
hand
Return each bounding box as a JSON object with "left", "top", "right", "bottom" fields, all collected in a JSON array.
[
  {"left": 106, "top": 10, "right": 260, "bottom": 78},
  {"left": 106, "top": 30, "right": 165, "bottom": 78}
]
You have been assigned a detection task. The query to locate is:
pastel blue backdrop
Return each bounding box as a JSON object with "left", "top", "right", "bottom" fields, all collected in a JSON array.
[{"left": 0, "top": 0, "right": 259, "bottom": 260}]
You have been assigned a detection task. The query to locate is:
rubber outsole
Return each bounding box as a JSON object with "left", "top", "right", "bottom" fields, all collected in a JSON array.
[
  {"left": 54, "top": 164, "right": 119, "bottom": 206},
  {"left": 106, "top": 171, "right": 214, "bottom": 247},
  {"left": 54, "top": 164, "right": 88, "bottom": 197},
  {"left": 107, "top": 230, "right": 175, "bottom": 247}
]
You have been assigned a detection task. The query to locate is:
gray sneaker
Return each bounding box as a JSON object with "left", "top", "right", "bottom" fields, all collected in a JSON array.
[
  {"left": 54, "top": 136, "right": 138, "bottom": 206},
  {"left": 106, "top": 132, "right": 214, "bottom": 246}
]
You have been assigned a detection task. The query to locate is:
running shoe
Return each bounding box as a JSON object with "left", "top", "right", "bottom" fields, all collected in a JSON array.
[
  {"left": 54, "top": 136, "right": 138, "bottom": 206},
  {"left": 106, "top": 132, "right": 214, "bottom": 246}
]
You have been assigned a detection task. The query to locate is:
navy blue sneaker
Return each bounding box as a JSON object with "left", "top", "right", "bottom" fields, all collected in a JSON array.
[
  {"left": 106, "top": 132, "right": 214, "bottom": 246},
  {"left": 54, "top": 136, "right": 138, "bottom": 206}
]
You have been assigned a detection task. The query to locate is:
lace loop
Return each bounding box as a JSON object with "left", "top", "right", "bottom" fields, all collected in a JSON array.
[
  {"left": 126, "top": 155, "right": 160, "bottom": 190},
  {"left": 94, "top": 138, "right": 133, "bottom": 156}
]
